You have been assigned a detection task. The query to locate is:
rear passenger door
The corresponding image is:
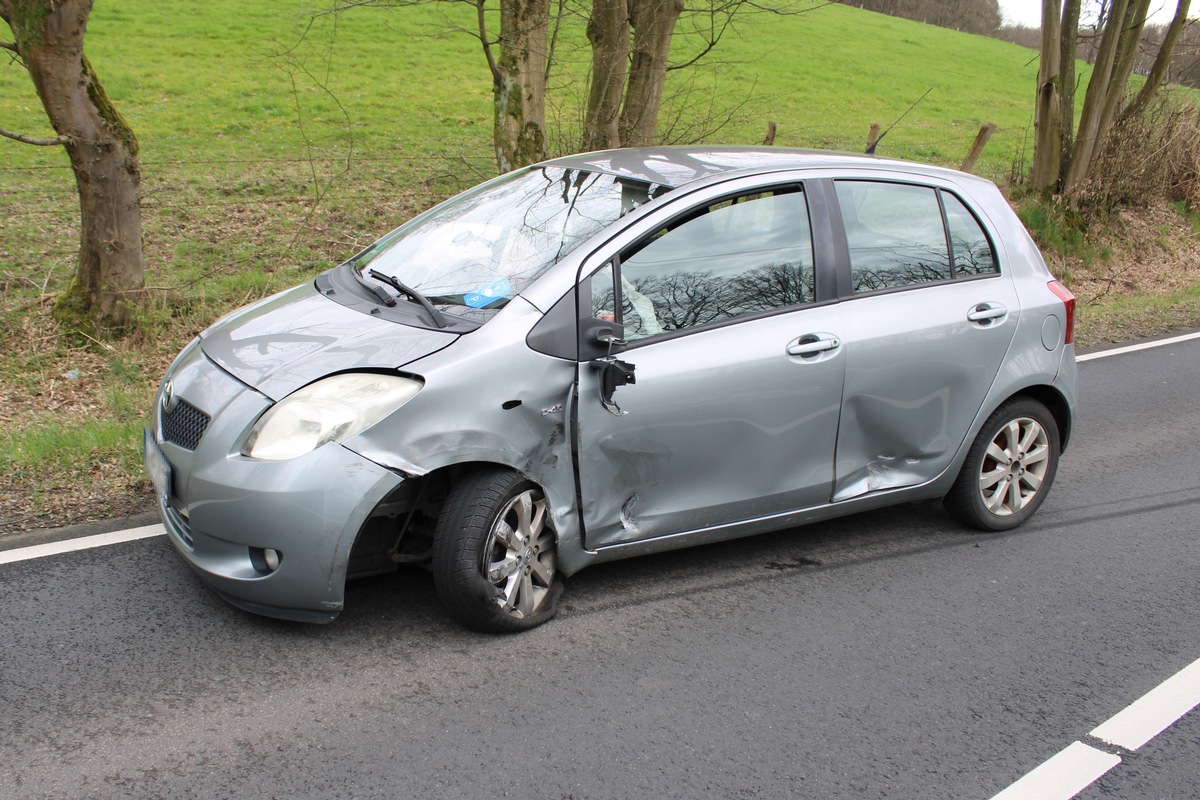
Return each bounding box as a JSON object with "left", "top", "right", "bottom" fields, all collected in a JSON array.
[{"left": 829, "top": 179, "right": 1019, "bottom": 501}]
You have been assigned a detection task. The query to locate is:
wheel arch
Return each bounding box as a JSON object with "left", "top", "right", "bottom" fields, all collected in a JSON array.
[{"left": 1008, "top": 384, "right": 1073, "bottom": 451}]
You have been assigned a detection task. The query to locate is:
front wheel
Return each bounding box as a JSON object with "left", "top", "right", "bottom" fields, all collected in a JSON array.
[
  {"left": 432, "top": 468, "right": 563, "bottom": 632},
  {"left": 944, "top": 398, "right": 1061, "bottom": 532}
]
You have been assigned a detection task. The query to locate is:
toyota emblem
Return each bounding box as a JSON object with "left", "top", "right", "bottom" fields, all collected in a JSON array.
[{"left": 161, "top": 380, "right": 177, "bottom": 414}]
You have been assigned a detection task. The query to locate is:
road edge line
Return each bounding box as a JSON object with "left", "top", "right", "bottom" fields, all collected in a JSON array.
[{"left": 0, "top": 524, "right": 165, "bottom": 566}]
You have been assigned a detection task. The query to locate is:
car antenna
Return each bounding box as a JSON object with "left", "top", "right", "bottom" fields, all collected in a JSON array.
[{"left": 865, "top": 87, "right": 933, "bottom": 155}]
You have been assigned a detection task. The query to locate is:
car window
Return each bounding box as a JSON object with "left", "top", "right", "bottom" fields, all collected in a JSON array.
[
  {"left": 599, "top": 188, "right": 814, "bottom": 341},
  {"left": 835, "top": 181, "right": 952, "bottom": 293},
  {"left": 835, "top": 182, "right": 1001, "bottom": 293},
  {"left": 942, "top": 191, "right": 998, "bottom": 277}
]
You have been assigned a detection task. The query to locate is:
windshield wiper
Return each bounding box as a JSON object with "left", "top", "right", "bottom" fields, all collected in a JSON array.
[
  {"left": 348, "top": 265, "right": 397, "bottom": 307},
  {"left": 367, "top": 269, "right": 451, "bottom": 329}
]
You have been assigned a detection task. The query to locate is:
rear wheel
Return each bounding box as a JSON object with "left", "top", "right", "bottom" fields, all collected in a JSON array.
[
  {"left": 432, "top": 468, "right": 562, "bottom": 632},
  {"left": 945, "top": 398, "right": 1060, "bottom": 531}
]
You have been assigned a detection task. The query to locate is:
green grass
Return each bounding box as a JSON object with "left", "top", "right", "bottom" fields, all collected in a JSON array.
[
  {"left": 1015, "top": 198, "right": 1112, "bottom": 274},
  {"left": 2, "top": 2, "right": 1070, "bottom": 179},
  {"left": 1077, "top": 283, "right": 1200, "bottom": 347}
]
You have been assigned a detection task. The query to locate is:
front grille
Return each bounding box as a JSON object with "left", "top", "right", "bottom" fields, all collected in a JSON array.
[{"left": 162, "top": 399, "right": 210, "bottom": 451}]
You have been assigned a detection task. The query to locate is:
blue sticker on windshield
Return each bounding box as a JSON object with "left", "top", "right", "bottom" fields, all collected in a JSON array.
[{"left": 464, "top": 277, "right": 513, "bottom": 308}]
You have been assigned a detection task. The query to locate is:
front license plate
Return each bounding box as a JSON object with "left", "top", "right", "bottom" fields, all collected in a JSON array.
[{"left": 143, "top": 428, "right": 171, "bottom": 500}]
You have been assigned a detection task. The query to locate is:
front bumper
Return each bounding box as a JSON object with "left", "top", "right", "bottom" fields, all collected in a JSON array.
[{"left": 149, "top": 343, "right": 405, "bottom": 622}]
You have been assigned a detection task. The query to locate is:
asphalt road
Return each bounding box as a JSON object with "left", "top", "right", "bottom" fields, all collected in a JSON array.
[{"left": 1, "top": 336, "right": 1198, "bottom": 799}]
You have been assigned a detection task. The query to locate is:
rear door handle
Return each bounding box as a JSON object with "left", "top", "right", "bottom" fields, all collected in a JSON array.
[
  {"left": 787, "top": 334, "right": 841, "bottom": 357},
  {"left": 967, "top": 302, "right": 1008, "bottom": 325}
]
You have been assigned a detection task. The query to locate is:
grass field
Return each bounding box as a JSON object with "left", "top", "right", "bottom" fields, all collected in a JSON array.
[{"left": 0, "top": 1, "right": 1195, "bottom": 531}]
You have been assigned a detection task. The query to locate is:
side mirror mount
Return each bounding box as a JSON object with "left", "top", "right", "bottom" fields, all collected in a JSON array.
[{"left": 579, "top": 316, "right": 627, "bottom": 361}]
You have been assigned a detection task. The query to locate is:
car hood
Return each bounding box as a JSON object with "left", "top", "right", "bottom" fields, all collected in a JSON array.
[{"left": 200, "top": 282, "right": 458, "bottom": 400}]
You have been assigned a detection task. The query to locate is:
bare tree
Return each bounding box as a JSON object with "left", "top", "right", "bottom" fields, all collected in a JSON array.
[
  {"left": 1121, "top": 0, "right": 1192, "bottom": 120},
  {"left": 316, "top": 0, "right": 812, "bottom": 170},
  {"left": 1030, "top": 0, "right": 1064, "bottom": 193},
  {"left": 1, "top": 0, "right": 144, "bottom": 331},
  {"left": 1031, "top": 0, "right": 1193, "bottom": 200},
  {"left": 834, "top": 0, "right": 1002, "bottom": 36},
  {"left": 318, "top": 0, "right": 552, "bottom": 171}
]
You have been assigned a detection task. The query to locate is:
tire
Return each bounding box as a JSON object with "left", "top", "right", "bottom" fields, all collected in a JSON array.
[
  {"left": 432, "top": 468, "right": 563, "bottom": 633},
  {"left": 944, "top": 397, "right": 1061, "bottom": 532}
]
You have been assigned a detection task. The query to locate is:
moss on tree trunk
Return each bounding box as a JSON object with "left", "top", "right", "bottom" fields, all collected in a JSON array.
[{"left": 1, "top": 0, "right": 144, "bottom": 334}]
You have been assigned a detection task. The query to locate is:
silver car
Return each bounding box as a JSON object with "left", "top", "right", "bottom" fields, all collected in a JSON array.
[{"left": 145, "top": 147, "right": 1077, "bottom": 632}]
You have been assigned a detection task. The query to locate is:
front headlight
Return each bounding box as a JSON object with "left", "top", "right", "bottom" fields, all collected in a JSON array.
[{"left": 242, "top": 373, "right": 422, "bottom": 461}]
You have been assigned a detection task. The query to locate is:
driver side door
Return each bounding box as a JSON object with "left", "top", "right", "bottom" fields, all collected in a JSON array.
[{"left": 574, "top": 184, "right": 847, "bottom": 550}]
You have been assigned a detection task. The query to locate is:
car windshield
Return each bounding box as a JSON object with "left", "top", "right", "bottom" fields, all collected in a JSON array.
[{"left": 355, "top": 166, "right": 665, "bottom": 309}]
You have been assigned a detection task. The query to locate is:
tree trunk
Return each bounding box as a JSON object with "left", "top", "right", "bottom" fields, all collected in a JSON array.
[
  {"left": 490, "top": 0, "right": 549, "bottom": 172},
  {"left": 1030, "top": 0, "right": 1063, "bottom": 194},
  {"left": 1096, "top": 0, "right": 1151, "bottom": 135},
  {"left": 1122, "top": 0, "right": 1191, "bottom": 121},
  {"left": 1062, "top": 0, "right": 1129, "bottom": 195},
  {"left": 1056, "top": 0, "right": 1080, "bottom": 181},
  {"left": 1, "top": 0, "right": 144, "bottom": 331},
  {"left": 581, "top": 0, "right": 629, "bottom": 151},
  {"left": 618, "top": 0, "right": 683, "bottom": 147}
]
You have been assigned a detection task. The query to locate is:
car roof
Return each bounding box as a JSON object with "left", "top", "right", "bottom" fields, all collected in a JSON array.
[{"left": 539, "top": 146, "right": 984, "bottom": 190}]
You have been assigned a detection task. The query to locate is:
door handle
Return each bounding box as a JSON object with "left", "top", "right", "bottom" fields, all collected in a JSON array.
[
  {"left": 967, "top": 303, "right": 1008, "bottom": 325},
  {"left": 787, "top": 334, "right": 841, "bottom": 358}
]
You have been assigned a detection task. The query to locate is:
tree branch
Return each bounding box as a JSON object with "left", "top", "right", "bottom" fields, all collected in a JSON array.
[
  {"left": 1, "top": 41, "right": 18, "bottom": 53},
  {"left": 476, "top": 0, "right": 501, "bottom": 83},
  {"left": 0, "top": 125, "right": 69, "bottom": 146}
]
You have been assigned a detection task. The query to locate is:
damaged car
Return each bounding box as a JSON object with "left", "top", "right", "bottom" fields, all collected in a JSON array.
[{"left": 145, "top": 147, "right": 1077, "bottom": 632}]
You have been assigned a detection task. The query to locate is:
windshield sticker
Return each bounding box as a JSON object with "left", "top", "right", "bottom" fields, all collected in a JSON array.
[{"left": 464, "top": 277, "right": 513, "bottom": 308}]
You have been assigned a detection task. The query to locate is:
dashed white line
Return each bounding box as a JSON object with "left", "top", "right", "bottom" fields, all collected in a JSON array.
[
  {"left": 0, "top": 523, "right": 164, "bottom": 565},
  {"left": 1090, "top": 656, "right": 1200, "bottom": 751},
  {"left": 992, "top": 655, "right": 1200, "bottom": 799},
  {"left": 990, "top": 741, "right": 1121, "bottom": 800}
]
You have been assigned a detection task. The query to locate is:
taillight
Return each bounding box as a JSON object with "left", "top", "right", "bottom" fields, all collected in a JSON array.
[{"left": 1047, "top": 280, "right": 1076, "bottom": 345}]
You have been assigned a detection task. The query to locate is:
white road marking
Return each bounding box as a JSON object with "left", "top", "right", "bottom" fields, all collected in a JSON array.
[
  {"left": 1076, "top": 330, "right": 1200, "bottom": 362},
  {"left": 990, "top": 741, "right": 1121, "bottom": 800},
  {"left": 0, "top": 523, "right": 164, "bottom": 565},
  {"left": 1091, "top": 656, "right": 1200, "bottom": 751},
  {"left": 992, "top": 656, "right": 1200, "bottom": 799}
]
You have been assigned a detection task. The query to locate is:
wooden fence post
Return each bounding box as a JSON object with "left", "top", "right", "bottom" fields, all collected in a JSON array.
[
  {"left": 959, "top": 123, "right": 997, "bottom": 173},
  {"left": 763, "top": 121, "right": 777, "bottom": 146},
  {"left": 865, "top": 123, "right": 881, "bottom": 154}
]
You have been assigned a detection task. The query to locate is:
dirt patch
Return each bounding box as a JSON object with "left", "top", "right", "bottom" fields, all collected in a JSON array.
[{"left": 1041, "top": 204, "right": 1200, "bottom": 346}]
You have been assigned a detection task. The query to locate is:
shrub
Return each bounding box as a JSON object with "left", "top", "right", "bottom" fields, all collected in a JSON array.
[{"left": 1074, "top": 95, "right": 1200, "bottom": 212}]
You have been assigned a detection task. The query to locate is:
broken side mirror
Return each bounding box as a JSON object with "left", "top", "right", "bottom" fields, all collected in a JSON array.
[
  {"left": 579, "top": 316, "right": 635, "bottom": 415},
  {"left": 591, "top": 356, "right": 636, "bottom": 416}
]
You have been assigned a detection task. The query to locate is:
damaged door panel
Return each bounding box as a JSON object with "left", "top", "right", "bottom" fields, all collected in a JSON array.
[
  {"left": 576, "top": 306, "right": 846, "bottom": 549},
  {"left": 831, "top": 280, "right": 1019, "bottom": 501}
]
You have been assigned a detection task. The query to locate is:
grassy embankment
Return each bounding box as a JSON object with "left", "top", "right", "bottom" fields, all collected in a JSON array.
[{"left": 1, "top": 1, "right": 1197, "bottom": 530}]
